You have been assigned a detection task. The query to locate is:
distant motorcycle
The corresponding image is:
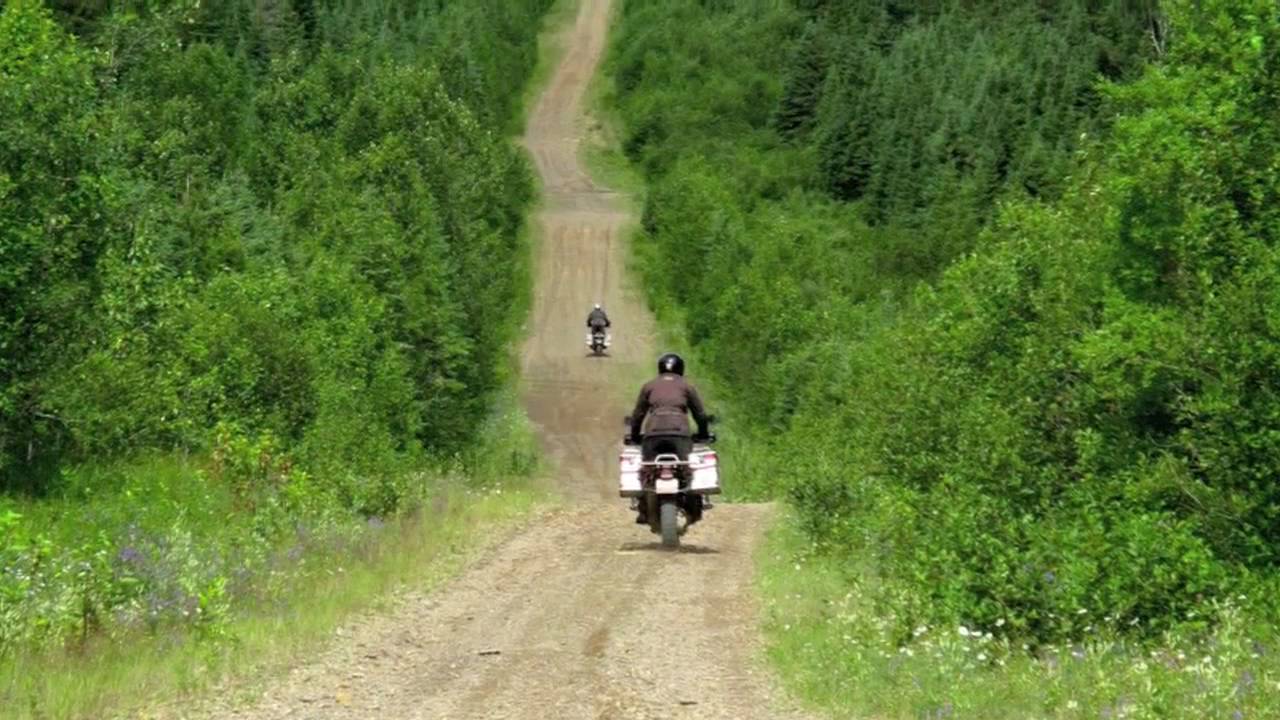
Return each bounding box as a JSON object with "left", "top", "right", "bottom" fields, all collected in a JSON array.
[
  {"left": 587, "top": 328, "right": 610, "bottom": 356},
  {"left": 618, "top": 421, "right": 719, "bottom": 548}
]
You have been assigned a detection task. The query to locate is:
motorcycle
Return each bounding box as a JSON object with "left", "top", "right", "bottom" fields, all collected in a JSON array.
[
  {"left": 618, "top": 420, "right": 719, "bottom": 548},
  {"left": 587, "top": 327, "right": 610, "bottom": 356}
]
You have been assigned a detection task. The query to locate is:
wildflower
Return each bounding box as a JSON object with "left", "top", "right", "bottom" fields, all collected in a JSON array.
[
  {"left": 957, "top": 625, "right": 971, "bottom": 638},
  {"left": 117, "top": 546, "right": 143, "bottom": 564},
  {"left": 1237, "top": 670, "right": 1256, "bottom": 697}
]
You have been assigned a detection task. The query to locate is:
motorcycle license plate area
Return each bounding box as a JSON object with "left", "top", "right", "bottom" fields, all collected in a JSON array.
[{"left": 655, "top": 478, "right": 680, "bottom": 494}]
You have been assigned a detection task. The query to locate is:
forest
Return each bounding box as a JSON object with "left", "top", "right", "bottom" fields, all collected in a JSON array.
[
  {"left": 1, "top": 0, "right": 549, "bottom": 656},
  {"left": 606, "top": 0, "right": 1280, "bottom": 715},
  {"left": 7, "top": 0, "right": 1280, "bottom": 715}
]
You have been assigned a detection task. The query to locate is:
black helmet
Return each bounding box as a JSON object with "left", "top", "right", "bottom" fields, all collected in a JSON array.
[{"left": 657, "top": 352, "right": 685, "bottom": 376}]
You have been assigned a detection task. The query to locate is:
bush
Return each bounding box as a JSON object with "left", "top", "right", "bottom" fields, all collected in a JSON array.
[
  {"left": 607, "top": 0, "right": 1280, "bottom": 646},
  {"left": 0, "top": 0, "right": 552, "bottom": 651}
]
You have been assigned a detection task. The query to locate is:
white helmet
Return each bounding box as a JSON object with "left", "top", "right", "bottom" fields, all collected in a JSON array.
[{"left": 593, "top": 303, "right": 602, "bottom": 310}]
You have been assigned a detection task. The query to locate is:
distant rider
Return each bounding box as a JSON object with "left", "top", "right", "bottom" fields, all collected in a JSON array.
[
  {"left": 627, "top": 352, "right": 711, "bottom": 523},
  {"left": 586, "top": 303, "right": 611, "bottom": 347}
]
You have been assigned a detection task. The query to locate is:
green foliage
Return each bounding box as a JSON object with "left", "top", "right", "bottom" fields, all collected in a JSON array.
[
  {"left": 0, "top": 3, "right": 106, "bottom": 482},
  {"left": 607, "top": 0, "right": 1280, "bottom": 658},
  {"left": 0, "top": 0, "right": 552, "bottom": 652},
  {"left": 761, "top": 517, "right": 1280, "bottom": 719},
  {"left": 802, "top": 2, "right": 1156, "bottom": 219},
  {"left": 0, "top": 0, "right": 549, "bottom": 483},
  {"left": 783, "top": 0, "right": 1280, "bottom": 644}
]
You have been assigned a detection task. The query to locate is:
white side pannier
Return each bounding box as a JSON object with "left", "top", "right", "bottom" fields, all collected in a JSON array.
[
  {"left": 618, "top": 446, "right": 643, "bottom": 497},
  {"left": 688, "top": 448, "right": 720, "bottom": 494}
]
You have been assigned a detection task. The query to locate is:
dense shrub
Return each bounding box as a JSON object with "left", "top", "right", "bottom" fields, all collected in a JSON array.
[
  {"left": 1, "top": 0, "right": 549, "bottom": 488},
  {"left": 607, "top": 0, "right": 1280, "bottom": 645},
  {"left": 0, "top": 0, "right": 550, "bottom": 651},
  {"left": 793, "top": 0, "right": 1280, "bottom": 641}
]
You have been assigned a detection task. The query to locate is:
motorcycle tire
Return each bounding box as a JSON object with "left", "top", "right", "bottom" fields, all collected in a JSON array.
[{"left": 660, "top": 500, "right": 680, "bottom": 549}]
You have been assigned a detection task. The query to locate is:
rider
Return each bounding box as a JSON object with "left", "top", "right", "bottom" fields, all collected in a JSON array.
[
  {"left": 627, "top": 352, "right": 711, "bottom": 523},
  {"left": 586, "top": 303, "right": 611, "bottom": 347}
]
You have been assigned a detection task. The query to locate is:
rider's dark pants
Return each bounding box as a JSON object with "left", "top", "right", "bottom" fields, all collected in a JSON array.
[{"left": 641, "top": 434, "right": 692, "bottom": 462}]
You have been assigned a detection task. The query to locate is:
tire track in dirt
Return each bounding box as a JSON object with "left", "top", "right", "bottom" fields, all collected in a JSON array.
[{"left": 185, "top": 2, "right": 810, "bottom": 718}]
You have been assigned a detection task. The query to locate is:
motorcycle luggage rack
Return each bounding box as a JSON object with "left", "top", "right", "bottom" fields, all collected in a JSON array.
[{"left": 640, "top": 453, "right": 689, "bottom": 466}]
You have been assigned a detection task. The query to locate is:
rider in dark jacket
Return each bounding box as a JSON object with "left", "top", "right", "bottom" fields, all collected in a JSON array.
[
  {"left": 586, "top": 303, "right": 610, "bottom": 332},
  {"left": 628, "top": 352, "right": 711, "bottom": 522}
]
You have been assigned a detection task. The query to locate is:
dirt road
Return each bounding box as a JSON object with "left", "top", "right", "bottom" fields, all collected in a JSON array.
[{"left": 197, "top": 1, "right": 806, "bottom": 718}]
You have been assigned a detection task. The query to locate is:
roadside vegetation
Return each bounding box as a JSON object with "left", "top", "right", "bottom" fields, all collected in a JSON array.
[
  {"left": 1, "top": 0, "right": 557, "bottom": 715},
  {"left": 603, "top": 0, "right": 1280, "bottom": 716}
]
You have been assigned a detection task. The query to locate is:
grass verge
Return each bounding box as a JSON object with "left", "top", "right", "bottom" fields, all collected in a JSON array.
[
  {"left": 759, "top": 512, "right": 1280, "bottom": 720},
  {"left": 511, "top": 0, "right": 582, "bottom": 136},
  {"left": 8, "top": 485, "right": 541, "bottom": 720},
  {"left": 1, "top": 393, "right": 546, "bottom": 720},
  {"left": 581, "top": 0, "right": 645, "bottom": 204}
]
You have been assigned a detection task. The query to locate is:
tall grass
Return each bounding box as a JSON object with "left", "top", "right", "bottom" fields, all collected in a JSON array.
[
  {"left": 0, "top": 392, "right": 546, "bottom": 720},
  {"left": 760, "top": 515, "right": 1279, "bottom": 720}
]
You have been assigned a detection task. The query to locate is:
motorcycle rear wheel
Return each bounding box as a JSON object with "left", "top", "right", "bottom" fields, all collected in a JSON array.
[{"left": 659, "top": 500, "right": 680, "bottom": 548}]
